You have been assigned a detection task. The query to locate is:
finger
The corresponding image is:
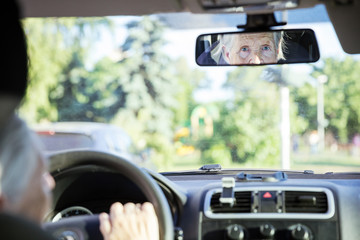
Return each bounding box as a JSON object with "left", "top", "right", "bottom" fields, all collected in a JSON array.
[
  {"left": 99, "top": 213, "right": 111, "bottom": 237},
  {"left": 141, "top": 202, "right": 160, "bottom": 240},
  {"left": 141, "top": 202, "right": 156, "bottom": 216},
  {"left": 110, "top": 202, "right": 124, "bottom": 217},
  {"left": 123, "top": 202, "right": 136, "bottom": 214},
  {"left": 141, "top": 202, "right": 158, "bottom": 226},
  {"left": 133, "top": 203, "right": 146, "bottom": 236},
  {"left": 110, "top": 202, "right": 125, "bottom": 228},
  {"left": 123, "top": 202, "right": 139, "bottom": 234}
]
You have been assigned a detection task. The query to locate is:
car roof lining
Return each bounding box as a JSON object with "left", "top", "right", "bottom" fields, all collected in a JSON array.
[
  {"left": 18, "top": 0, "right": 183, "bottom": 18},
  {"left": 17, "top": 0, "right": 360, "bottom": 54},
  {"left": 18, "top": 0, "right": 323, "bottom": 18}
]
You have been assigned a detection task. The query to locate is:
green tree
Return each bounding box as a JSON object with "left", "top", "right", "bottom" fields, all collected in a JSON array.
[
  {"left": 20, "top": 17, "right": 113, "bottom": 123},
  {"left": 46, "top": 18, "right": 114, "bottom": 122},
  {"left": 172, "top": 57, "right": 204, "bottom": 127},
  {"left": 21, "top": 16, "right": 206, "bottom": 169},
  {"left": 197, "top": 67, "right": 281, "bottom": 166},
  {"left": 109, "top": 17, "right": 183, "bottom": 168},
  {"left": 293, "top": 57, "right": 360, "bottom": 144},
  {"left": 20, "top": 19, "right": 70, "bottom": 123}
]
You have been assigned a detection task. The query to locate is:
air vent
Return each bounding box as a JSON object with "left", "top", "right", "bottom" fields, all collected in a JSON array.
[
  {"left": 204, "top": 187, "right": 334, "bottom": 219},
  {"left": 210, "top": 191, "right": 251, "bottom": 213},
  {"left": 284, "top": 191, "right": 328, "bottom": 213}
]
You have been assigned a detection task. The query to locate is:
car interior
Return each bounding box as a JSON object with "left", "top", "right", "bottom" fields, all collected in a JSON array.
[{"left": 3, "top": 0, "right": 360, "bottom": 239}]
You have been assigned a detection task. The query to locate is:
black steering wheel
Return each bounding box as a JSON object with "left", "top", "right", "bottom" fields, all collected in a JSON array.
[{"left": 44, "top": 150, "right": 174, "bottom": 240}]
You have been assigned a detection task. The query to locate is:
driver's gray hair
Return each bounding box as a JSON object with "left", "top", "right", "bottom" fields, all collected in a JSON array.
[{"left": 0, "top": 115, "right": 43, "bottom": 204}]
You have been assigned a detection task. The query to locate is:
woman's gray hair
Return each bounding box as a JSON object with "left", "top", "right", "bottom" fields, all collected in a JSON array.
[
  {"left": 273, "top": 31, "right": 286, "bottom": 61},
  {"left": 0, "top": 115, "right": 43, "bottom": 204}
]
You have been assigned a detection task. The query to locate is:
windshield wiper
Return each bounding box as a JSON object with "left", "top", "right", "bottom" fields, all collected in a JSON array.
[
  {"left": 161, "top": 164, "right": 223, "bottom": 176},
  {"left": 199, "top": 164, "right": 222, "bottom": 172}
]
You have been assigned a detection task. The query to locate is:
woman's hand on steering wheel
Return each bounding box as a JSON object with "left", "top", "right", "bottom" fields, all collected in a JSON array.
[{"left": 99, "top": 202, "right": 159, "bottom": 240}]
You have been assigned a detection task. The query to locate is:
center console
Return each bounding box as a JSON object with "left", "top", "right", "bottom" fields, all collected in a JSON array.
[{"left": 200, "top": 180, "right": 339, "bottom": 240}]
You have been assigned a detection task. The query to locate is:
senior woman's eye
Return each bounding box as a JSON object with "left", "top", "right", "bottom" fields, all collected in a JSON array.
[
  {"left": 240, "top": 46, "right": 249, "bottom": 52},
  {"left": 262, "top": 45, "right": 271, "bottom": 51},
  {"left": 238, "top": 46, "right": 250, "bottom": 58}
]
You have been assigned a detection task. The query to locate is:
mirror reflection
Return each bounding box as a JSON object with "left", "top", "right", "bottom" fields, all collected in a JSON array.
[{"left": 196, "top": 29, "right": 320, "bottom": 66}]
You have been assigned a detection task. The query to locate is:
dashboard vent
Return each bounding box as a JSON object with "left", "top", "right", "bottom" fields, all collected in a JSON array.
[
  {"left": 210, "top": 191, "right": 251, "bottom": 213},
  {"left": 284, "top": 191, "right": 328, "bottom": 213}
]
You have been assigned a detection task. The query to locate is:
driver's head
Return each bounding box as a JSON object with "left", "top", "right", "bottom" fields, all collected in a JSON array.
[
  {"left": 221, "top": 32, "right": 285, "bottom": 64},
  {"left": 0, "top": 116, "right": 55, "bottom": 223},
  {"left": 0, "top": 0, "right": 55, "bottom": 225}
]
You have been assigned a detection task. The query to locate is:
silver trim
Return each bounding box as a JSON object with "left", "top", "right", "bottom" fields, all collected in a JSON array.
[
  {"left": 52, "top": 206, "right": 93, "bottom": 222},
  {"left": 204, "top": 186, "right": 335, "bottom": 219}
]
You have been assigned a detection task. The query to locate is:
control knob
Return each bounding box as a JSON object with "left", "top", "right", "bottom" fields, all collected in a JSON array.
[
  {"left": 260, "top": 224, "right": 275, "bottom": 238},
  {"left": 226, "top": 224, "right": 245, "bottom": 240},
  {"left": 289, "top": 224, "right": 312, "bottom": 240}
]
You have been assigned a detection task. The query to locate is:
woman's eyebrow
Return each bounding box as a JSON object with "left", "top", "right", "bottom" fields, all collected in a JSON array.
[
  {"left": 236, "top": 45, "right": 249, "bottom": 52},
  {"left": 260, "top": 40, "right": 274, "bottom": 46}
]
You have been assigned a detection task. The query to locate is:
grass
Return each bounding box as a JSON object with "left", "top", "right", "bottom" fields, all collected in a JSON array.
[
  {"left": 160, "top": 149, "right": 360, "bottom": 173},
  {"left": 291, "top": 151, "right": 360, "bottom": 173},
  {"left": 158, "top": 152, "right": 202, "bottom": 172}
]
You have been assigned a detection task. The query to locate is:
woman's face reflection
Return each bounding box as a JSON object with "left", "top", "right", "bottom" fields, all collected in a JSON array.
[{"left": 224, "top": 33, "right": 277, "bottom": 64}]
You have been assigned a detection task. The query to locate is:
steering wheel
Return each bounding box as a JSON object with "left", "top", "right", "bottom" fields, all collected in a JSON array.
[{"left": 44, "top": 150, "right": 174, "bottom": 240}]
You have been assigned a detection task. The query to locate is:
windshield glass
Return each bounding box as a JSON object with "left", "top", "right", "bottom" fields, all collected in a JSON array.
[{"left": 20, "top": 4, "right": 360, "bottom": 173}]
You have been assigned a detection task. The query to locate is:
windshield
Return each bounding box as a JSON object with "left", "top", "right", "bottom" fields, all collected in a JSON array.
[{"left": 20, "top": 4, "right": 360, "bottom": 173}]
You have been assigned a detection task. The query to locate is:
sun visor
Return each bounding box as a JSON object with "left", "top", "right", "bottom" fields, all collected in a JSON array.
[{"left": 325, "top": 0, "right": 360, "bottom": 54}]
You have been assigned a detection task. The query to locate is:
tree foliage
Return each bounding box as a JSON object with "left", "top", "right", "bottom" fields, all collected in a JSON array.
[
  {"left": 172, "top": 57, "right": 204, "bottom": 128},
  {"left": 197, "top": 67, "right": 281, "bottom": 166},
  {"left": 293, "top": 57, "right": 360, "bottom": 143},
  {"left": 21, "top": 17, "right": 113, "bottom": 123},
  {"left": 21, "top": 16, "right": 204, "bottom": 168}
]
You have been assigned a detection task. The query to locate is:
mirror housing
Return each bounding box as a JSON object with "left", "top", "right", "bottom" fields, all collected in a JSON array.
[{"left": 196, "top": 29, "right": 320, "bottom": 66}]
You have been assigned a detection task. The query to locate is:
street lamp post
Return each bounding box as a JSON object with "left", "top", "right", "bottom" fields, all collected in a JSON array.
[
  {"left": 264, "top": 66, "right": 291, "bottom": 169},
  {"left": 280, "top": 84, "right": 290, "bottom": 169},
  {"left": 317, "top": 75, "right": 328, "bottom": 152}
]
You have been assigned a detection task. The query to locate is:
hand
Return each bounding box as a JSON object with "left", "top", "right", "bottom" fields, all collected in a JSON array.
[{"left": 99, "top": 202, "right": 160, "bottom": 240}]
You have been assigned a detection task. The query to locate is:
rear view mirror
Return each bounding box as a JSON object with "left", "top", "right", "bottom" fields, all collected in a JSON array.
[{"left": 196, "top": 29, "right": 320, "bottom": 66}]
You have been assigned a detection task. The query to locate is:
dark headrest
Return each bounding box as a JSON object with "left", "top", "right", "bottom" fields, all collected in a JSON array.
[
  {"left": 1, "top": 0, "right": 28, "bottom": 98},
  {"left": 0, "top": 212, "right": 54, "bottom": 240}
]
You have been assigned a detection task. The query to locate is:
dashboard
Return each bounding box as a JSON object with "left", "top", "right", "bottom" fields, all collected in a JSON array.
[
  {"left": 164, "top": 172, "right": 360, "bottom": 240},
  {"left": 201, "top": 186, "right": 336, "bottom": 239},
  {"left": 45, "top": 164, "right": 360, "bottom": 240}
]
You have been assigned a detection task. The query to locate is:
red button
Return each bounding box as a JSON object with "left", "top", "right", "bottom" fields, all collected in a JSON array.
[{"left": 263, "top": 192, "right": 272, "bottom": 198}]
